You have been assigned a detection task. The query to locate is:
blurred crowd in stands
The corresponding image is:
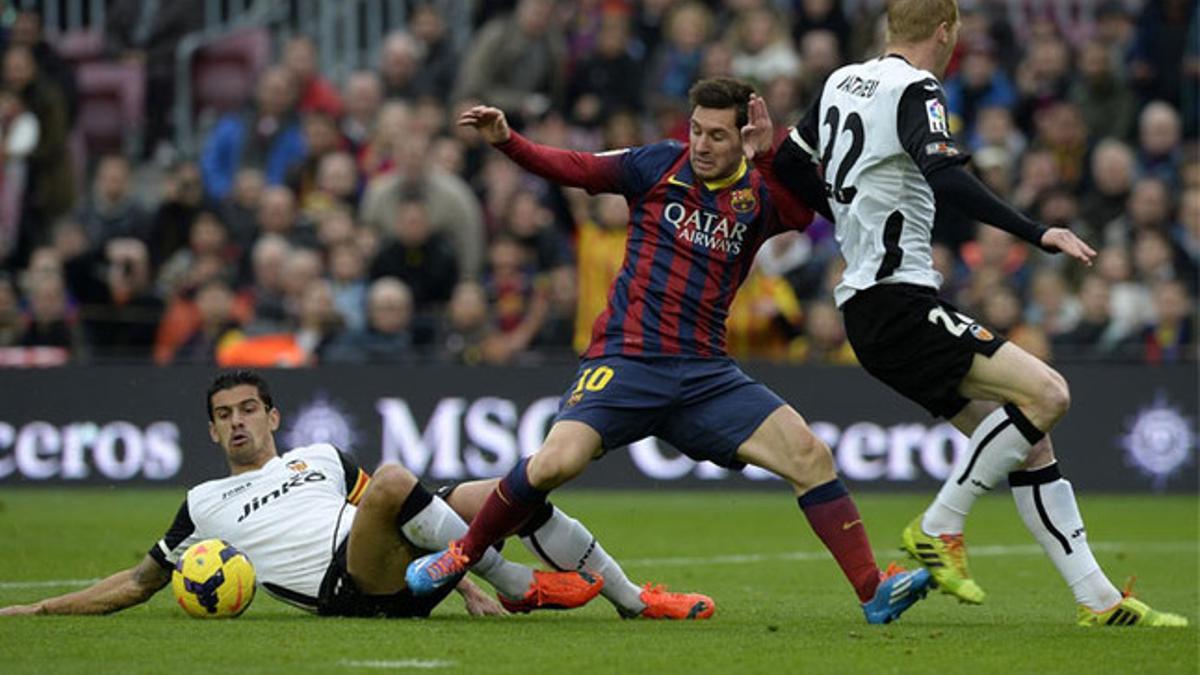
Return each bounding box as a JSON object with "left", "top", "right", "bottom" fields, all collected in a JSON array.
[{"left": 0, "top": 0, "right": 1194, "bottom": 367}]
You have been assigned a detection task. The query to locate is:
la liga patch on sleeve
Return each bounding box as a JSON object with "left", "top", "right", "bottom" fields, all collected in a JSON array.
[{"left": 925, "top": 98, "right": 948, "bottom": 135}]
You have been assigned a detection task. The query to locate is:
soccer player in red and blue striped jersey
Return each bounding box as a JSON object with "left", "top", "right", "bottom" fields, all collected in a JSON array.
[{"left": 408, "top": 78, "right": 932, "bottom": 623}]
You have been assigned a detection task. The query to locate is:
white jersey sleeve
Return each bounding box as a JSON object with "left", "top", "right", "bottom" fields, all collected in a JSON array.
[{"left": 813, "top": 56, "right": 968, "bottom": 306}]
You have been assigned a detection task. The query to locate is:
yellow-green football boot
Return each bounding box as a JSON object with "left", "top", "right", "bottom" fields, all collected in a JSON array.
[
  {"left": 1077, "top": 580, "right": 1188, "bottom": 627},
  {"left": 901, "top": 515, "right": 985, "bottom": 604}
]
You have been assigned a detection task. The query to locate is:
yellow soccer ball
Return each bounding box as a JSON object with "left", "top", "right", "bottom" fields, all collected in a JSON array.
[{"left": 171, "top": 539, "right": 256, "bottom": 618}]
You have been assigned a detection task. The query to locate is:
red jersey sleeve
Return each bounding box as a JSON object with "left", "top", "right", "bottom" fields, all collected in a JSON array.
[
  {"left": 754, "top": 144, "right": 814, "bottom": 234},
  {"left": 495, "top": 131, "right": 626, "bottom": 195}
]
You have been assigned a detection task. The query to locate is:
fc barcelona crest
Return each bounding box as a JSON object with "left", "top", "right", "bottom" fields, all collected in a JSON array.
[{"left": 731, "top": 188, "right": 756, "bottom": 213}]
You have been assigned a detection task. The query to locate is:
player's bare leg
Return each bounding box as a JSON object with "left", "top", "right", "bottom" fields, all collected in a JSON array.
[
  {"left": 407, "top": 422, "right": 603, "bottom": 597},
  {"left": 448, "top": 480, "right": 712, "bottom": 619},
  {"left": 352, "top": 464, "right": 599, "bottom": 613},
  {"left": 737, "top": 405, "right": 931, "bottom": 623}
]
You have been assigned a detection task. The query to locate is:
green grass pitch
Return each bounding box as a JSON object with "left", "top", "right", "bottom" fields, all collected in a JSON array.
[{"left": 0, "top": 488, "right": 1195, "bottom": 674}]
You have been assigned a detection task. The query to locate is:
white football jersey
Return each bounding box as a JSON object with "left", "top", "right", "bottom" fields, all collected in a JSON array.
[
  {"left": 150, "top": 443, "right": 370, "bottom": 610},
  {"left": 786, "top": 55, "right": 968, "bottom": 306}
]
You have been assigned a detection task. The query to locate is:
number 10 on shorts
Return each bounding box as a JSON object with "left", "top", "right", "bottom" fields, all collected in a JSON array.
[{"left": 572, "top": 366, "right": 615, "bottom": 397}]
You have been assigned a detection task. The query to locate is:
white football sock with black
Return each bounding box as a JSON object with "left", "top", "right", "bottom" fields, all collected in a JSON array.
[
  {"left": 1010, "top": 463, "right": 1122, "bottom": 611},
  {"left": 923, "top": 403, "right": 1045, "bottom": 535},
  {"left": 396, "top": 485, "right": 533, "bottom": 598},
  {"left": 519, "top": 503, "right": 646, "bottom": 616}
]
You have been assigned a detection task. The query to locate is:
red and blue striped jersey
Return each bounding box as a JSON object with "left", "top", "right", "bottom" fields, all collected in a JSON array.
[{"left": 498, "top": 131, "right": 813, "bottom": 358}]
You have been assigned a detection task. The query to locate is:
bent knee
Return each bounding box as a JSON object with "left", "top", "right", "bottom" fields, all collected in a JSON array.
[
  {"left": 364, "top": 463, "right": 418, "bottom": 505},
  {"left": 1034, "top": 369, "right": 1071, "bottom": 424},
  {"left": 528, "top": 441, "right": 591, "bottom": 488}
]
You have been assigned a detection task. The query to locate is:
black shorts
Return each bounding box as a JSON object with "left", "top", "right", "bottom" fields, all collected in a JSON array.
[
  {"left": 842, "top": 283, "right": 1006, "bottom": 419},
  {"left": 316, "top": 537, "right": 457, "bottom": 618}
]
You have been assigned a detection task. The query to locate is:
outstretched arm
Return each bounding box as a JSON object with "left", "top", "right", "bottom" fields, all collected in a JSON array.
[
  {"left": 0, "top": 554, "right": 170, "bottom": 616},
  {"left": 457, "top": 105, "right": 625, "bottom": 194}
]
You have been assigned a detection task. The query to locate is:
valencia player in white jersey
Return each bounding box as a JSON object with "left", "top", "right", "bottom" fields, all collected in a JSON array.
[
  {"left": 768, "top": 0, "right": 1185, "bottom": 628},
  {"left": 0, "top": 371, "right": 710, "bottom": 620}
]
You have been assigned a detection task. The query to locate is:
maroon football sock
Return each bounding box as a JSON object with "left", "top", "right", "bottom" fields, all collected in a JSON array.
[
  {"left": 458, "top": 458, "right": 547, "bottom": 563},
  {"left": 798, "top": 480, "right": 880, "bottom": 603}
]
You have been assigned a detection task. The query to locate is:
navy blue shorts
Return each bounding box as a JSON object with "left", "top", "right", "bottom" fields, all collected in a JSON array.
[{"left": 553, "top": 355, "right": 786, "bottom": 469}]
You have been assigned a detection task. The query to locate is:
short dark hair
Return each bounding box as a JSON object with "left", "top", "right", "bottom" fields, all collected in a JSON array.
[
  {"left": 206, "top": 370, "right": 274, "bottom": 421},
  {"left": 688, "top": 77, "right": 756, "bottom": 128}
]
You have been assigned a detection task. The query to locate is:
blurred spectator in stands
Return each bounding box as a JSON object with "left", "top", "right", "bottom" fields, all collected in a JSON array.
[
  {"left": 568, "top": 10, "right": 642, "bottom": 128},
  {"left": 794, "top": 300, "right": 856, "bottom": 365},
  {"left": 0, "top": 87, "right": 38, "bottom": 263},
  {"left": 156, "top": 210, "right": 239, "bottom": 299},
  {"left": 75, "top": 155, "right": 149, "bottom": 249},
  {"left": 1030, "top": 101, "right": 1088, "bottom": 189},
  {"left": 1070, "top": 39, "right": 1135, "bottom": 142},
  {"left": 324, "top": 277, "right": 414, "bottom": 364},
  {"left": 409, "top": 3, "right": 462, "bottom": 102},
  {"left": 328, "top": 241, "right": 369, "bottom": 332},
  {"left": 358, "top": 101, "right": 409, "bottom": 179},
  {"left": 340, "top": 71, "right": 383, "bottom": 152},
  {"left": 278, "top": 248, "right": 324, "bottom": 328},
  {"left": 945, "top": 40, "right": 1017, "bottom": 142},
  {"left": 1025, "top": 267, "right": 1081, "bottom": 339},
  {"left": 797, "top": 30, "right": 843, "bottom": 101},
  {"left": 105, "top": 1, "right": 202, "bottom": 152},
  {"left": 368, "top": 196, "right": 458, "bottom": 310},
  {"left": 1132, "top": 227, "right": 1181, "bottom": 287},
  {"left": 282, "top": 36, "right": 342, "bottom": 116},
  {"left": 1014, "top": 35, "right": 1072, "bottom": 131},
  {"left": 533, "top": 265, "right": 576, "bottom": 354},
  {"left": 972, "top": 146, "right": 1015, "bottom": 198},
  {"left": 643, "top": 2, "right": 711, "bottom": 116},
  {"left": 501, "top": 189, "right": 569, "bottom": 274},
  {"left": 763, "top": 74, "right": 802, "bottom": 128},
  {"left": 1081, "top": 139, "right": 1136, "bottom": 240},
  {"left": 1011, "top": 148, "right": 1060, "bottom": 212},
  {"left": 6, "top": 45, "right": 73, "bottom": 267},
  {"left": 1128, "top": 0, "right": 1195, "bottom": 107},
  {"left": 360, "top": 132, "right": 483, "bottom": 279},
  {"left": 0, "top": 272, "right": 19, "bottom": 346},
  {"left": 7, "top": 10, "right": 77, "bottom": 125},
  {"left": 1054, "top": 274, "right": 1130, "bottom": 359},
  {"left": 1095, "top": 245, "right": 1153, "bottom": 338},
  {"left": 172, "top": 278, "right": 243, "bottom": 364},
  {"left": 70, "top": 238, "right": 162, "bottom": 361},
  {"left": 219, "top": 167, "right": 265, "bottom": 256},
  {"left": 315, "top": 207, "right": 355, "bottom": 251},
  {"left": 792, "top": 0, "right": 850, "bottom": 51},
  {"left": 148, "top": 160, "right": 207, "bottom": 266},
  {"left": 287, "top": 110, "right": 345, "bottom": 208},
  {"left": 1094, "top": 0, "right": 1137, "bottom": 59},
  {"left": 293, "top": 279, "right": 344, "bottom": 364},
  {"left": 1034, "top": 186, "right": 1087, "bottom": 248},
  {"left": 1174, "top": 187, "right": 1200, "bottom": 291},
  {"left": 201, "top": 67, "right": 306, "bottom": 199},
  {"left": 1135, "top": 101, "right": 1182, "bottom": 189},
  {"left": 962, "top": 226, "right": 1032, "bottom": 297},
  {"left": 972, "top": 105, "right": 1025, "bottom": 158},
  {"left": 257, "top": 185, "right": 317, "bottom": 251},
  {"left": 699, "top": 40, "right": 734, "bottom": 83},
  {"left": 1138, "top": 279, "right": 1195, "bottom": 363},
  {"left": 572, "top": 193, "right": 626, "bottom": 354},
  {"left": 431, "top": 135, "right": 467, "bottom": 177},
  {"left": 379, "top": 31, "right": 423, "bottom": 101},
  {"left": 17, "top": 268, "right": 84, "bottom": 359},
  {"left": 453, "top": 0, "right": 565, "bottom": 122},
  {"left": 246, "top": 234, "right": 291, "bottom": 332},
  {"left": 726, "top": 264, "right": 805, "bottom": 362},
  {"left": 303, "top": 152, "right": 360, "bottom": 218},
  {"left": 438, "top": 280, "right": 491, "bottom": 364},
  {"left": 728, "top": 7, "right": 800, "bottom": 88},
  {"left": 481, "top": 234, "right": 549, "bottom": 365},
  {"left": 1104, "top": 177, "right": 1172, "bottom": 247}
]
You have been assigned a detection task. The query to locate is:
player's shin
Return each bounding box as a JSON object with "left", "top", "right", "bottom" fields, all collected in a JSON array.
[
  {"left": 798, "top": 479, "right": 881, "bottom": 602},
  {"left": 1009, "top": 463, "right": 1121, "bottom": 611},
  {"left": 395, "top": 484, "right": 534, "bottom": 597},
  {"left": 458, "top": 457, "right": 549, "bottom": 563},
  {"left": 518, "top": 503, "right": 645, "bottom": 615},
  {"left": 923, "top": 403, "right": 1045, "bottom": 535}
]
